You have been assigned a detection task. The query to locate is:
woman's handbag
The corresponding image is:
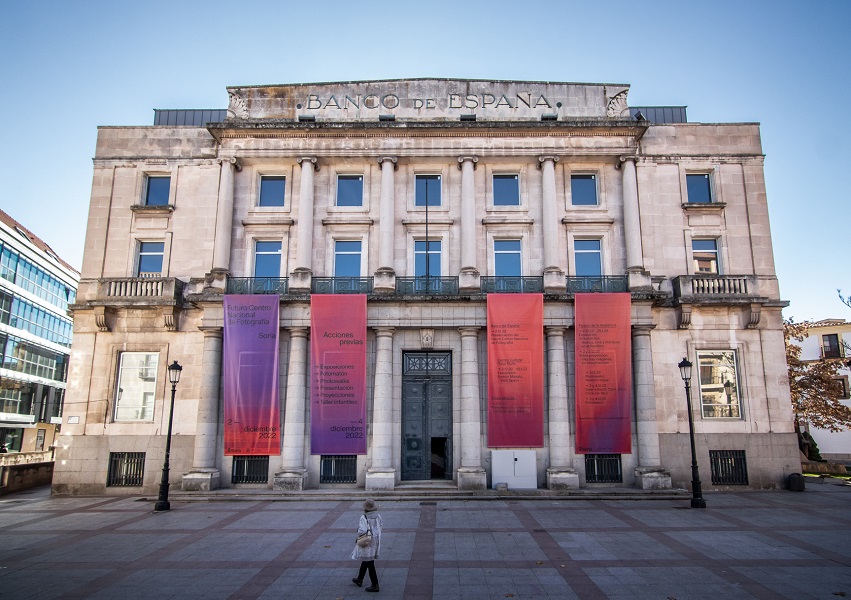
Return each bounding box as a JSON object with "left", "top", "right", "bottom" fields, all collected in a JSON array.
[{"left": 356, "top": 519, "right": 373, "bottom": 548}]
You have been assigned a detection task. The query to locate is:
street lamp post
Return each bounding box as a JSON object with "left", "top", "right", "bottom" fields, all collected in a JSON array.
[
  {"left": 678, "top": 358, "right": 706, "bottom": 508},
  {"left": 154, "top": 360, "right": 183, "bottom": 512},
  {"left": 723, "top": 379, "right": 734, "bottom": 417}
]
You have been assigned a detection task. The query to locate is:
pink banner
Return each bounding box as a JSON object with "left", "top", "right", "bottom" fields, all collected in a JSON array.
[
  {"left": 574, "top": 293, "right": 632, "bottom": 454},
  {"left": 223, "top": 295, "right": 280, "bottom": 456},
  {"left": 310, "top": 295, "right": 367, "bottom": 455},
  {"left": 487, "top": 294, "right": 544, "bottom": 447}
]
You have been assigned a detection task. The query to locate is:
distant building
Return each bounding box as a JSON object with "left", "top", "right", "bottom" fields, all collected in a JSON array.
[
  {"left": 54, "top": 79, "right": 799, "bottom": 495},
  {"left": 0, "top": 209, "right": 78, "bottom": 452},
  {"left": 794, "top": 318, "right": 851, "bottom": 466}
]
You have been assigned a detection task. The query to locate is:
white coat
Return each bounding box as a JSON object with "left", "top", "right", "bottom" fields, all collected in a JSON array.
[{"left": 350, "top": 512, "right": 382, "bottom": 560}]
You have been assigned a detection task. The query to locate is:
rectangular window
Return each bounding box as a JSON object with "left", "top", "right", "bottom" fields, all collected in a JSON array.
[
  {"left": 334, "top": 241, "right": 362, "bottom": 277},
  {"left": 574, "top": 240, "right": 602, "bottom": 276},
  {"left": 834, "top": 376, "right": 850, "bottom": 399},
  {"left": 259, "top": 176, "right": 286, "bottom": 207},
  {"left": 107, "top": 452, "right": 146, "bottom": 486},
  {"left": 571, "top": 174, "right": 598, "bottom": 206},
  {"left": 137, "top": 242, "right": 164, "bottom": 277},
  {"left": 696, "top": 350, "right": 741, "bottom": 418},
  {"left": 493, "top": 174, "right": 520, "bottom": 206},
  {"left": 692, "top": 239, "right": 719, "bottom": 274},
  {"left": 709, "top": 450, "right": 749, "bottom": 485},
  {"left": 336, "top": 175, "right": 364, "bottom": 207},
  {"left": 145, "top": 176, "right": 170, "bottom": 206},
  {"left": 822, "top": 334, "right": 842, "bottom": 358},
  {"left": 254, "top": 241, "right": 282, "bottom": 278},
  {"left": 584, "top": 454, "right": 622, "bottom": 483},
  {"left": 686, "top": 173, "right": 712, "bottom": 204},
  {"left": 232, "top": 455, "right": 269, "bottom": 484},
  {"left": 415, "top": 174, "right": 441, "bottom": 206},
  {"left": 494, "top": 240, "right": 521, "bottom": 276},
  {"left": 115, "top": 352, "right": 158, "bottom": 422},
  {"left": 320, "top": 455, "right": 357, "bottom": 483},
  {"left": 414, "top": 240, "right": 441, "bottom": 278}
]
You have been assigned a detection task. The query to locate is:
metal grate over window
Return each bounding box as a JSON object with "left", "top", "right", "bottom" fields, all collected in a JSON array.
[
  {"left": 107, "top": 452, "right": 145, "bottom": 486},
  {"left": 320, "top": 455, "right": 357, "bottom": 483},
  {"left": 585, "top": 454, "right": 622, "bottom": 483},
  {"left": 232, "top": 456, "right": 269, "bottom": 484},
  {"left": 710, "top": 450, "right": 749, "bottom": 485}
]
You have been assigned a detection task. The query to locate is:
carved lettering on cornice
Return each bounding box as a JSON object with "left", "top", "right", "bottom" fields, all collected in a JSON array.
[
  {"left": 227, "top": 92, "right": 249, "bottom": 119},
  {"left": 607, "top": 90, "right": 629, "bottom": 118}
]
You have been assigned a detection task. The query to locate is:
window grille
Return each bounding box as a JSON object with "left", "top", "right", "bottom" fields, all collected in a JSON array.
[
  {"left": 710, "top": 450, "right": 749, "bottom": 485},
  {"left": 107, "top": 452, "right": 145, "bottom": 486},
  {"left": 320, "top": 455, "right": 357, "bottom": 483},
  {"left": 585, "top": 454, "right": 622, "bottom": 483},
  {"left": 232, "top": 456, "right": 269, "bottom": 484}
]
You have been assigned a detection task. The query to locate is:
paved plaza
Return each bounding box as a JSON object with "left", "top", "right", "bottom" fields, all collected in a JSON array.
[{"left": 1, "top": 482, "right": 850, "bottom": 599}]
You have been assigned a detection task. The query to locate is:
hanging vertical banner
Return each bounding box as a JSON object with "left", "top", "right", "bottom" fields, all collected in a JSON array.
[
  {"left": 223, "top": 295, "right": 280, "bottom": 456},
  {"left": 310, "top": 295, "right": 367, "bottom": 455},
  {"left": 487, "top": 294, "right": 544, "bottom": 447},
  {"left": 574, "top": 293, "right": 632, "bottom": 454}
]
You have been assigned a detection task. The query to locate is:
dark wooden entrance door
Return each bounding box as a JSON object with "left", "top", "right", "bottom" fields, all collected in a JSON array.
[{"left": 401, "top": 352, "right": 452, "bottom": 481}]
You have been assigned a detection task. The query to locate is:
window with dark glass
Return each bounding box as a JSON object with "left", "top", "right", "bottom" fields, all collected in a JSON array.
[
  {"left": 145, "top": 176, "right": 170, "bottom": 206},
  {"left": 337, "top": 175, "right": 364, "bottom": 207},
  {"left": 686, "top": 173, "right": 712, "bottom": 204},
  {"left": 334, "top": 241, "right": 362, "bottom": 277},
  {"left": 571, "top": 174, "right": 598, "bottom": 206},
  {"left": 696, "top": 350, "right": 741, "bottom": 418},
  {"left": 692, "top": 239, "right": 719, "bottom": 274},
  {"left": 822, "top": 334, "right": 842, "bottom": 358},
  {"left": 254, "top": 241, "right": 282, "bottom": 278},
  {"left": 137, "top": 242, "right": 164, "bottom": 277},
  {"left": 415, "top": 175, "right": 441, "bottom": 206},
  {"left": 493, "top": 174, "right": 520, "bottom": 206},
  {"left": 494, "top": 240, "right": 521, "bottom": 276},
  {"left": 574, "top": 239, "right": 602, "bottom": 276},
  {"left": 415, "top": 240, "right": 441, "bottom": 277},
  {"left": 259, "top": 176, "right": 286, "bottom": 207}
]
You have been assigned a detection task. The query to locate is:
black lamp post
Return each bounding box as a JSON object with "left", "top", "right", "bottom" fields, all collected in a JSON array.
[
  {"left": 723, "top": 379, "right": 734, "bottom": 417},
  {"left": 678, "top": 358, "right": 706, "bottom": 508},
  {"left": 154, "top": 360, "right": 182, "bottom": 512}
]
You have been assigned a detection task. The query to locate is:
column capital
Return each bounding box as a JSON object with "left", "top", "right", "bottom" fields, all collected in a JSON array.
[
  {"left": 377, "top": 156, "right": 398, "bottom": 170},
  {"left": 537, "top": 155, "right": 559, "bottom": 169},
  {"left": 632, "top": 323, "right": 656, "bottom": 336},
  {"left": 199, "top": 326, "right": 224, "bottom": 338},
  {"left": 296, "top": 156, "right": 320, "bottom": 171},
  {"left": 373, "top": 327, "right": 395, "bottom": 338},
  {"left": 457, "top": 156, "right": 478, "bottom": 170},
  {"left": 545, "top": 325, "right": 567, "bottom": 337},
  {"left": 288, "top": 326, "right": 310, "bottom": 339},
  {"left": 616, "top": 155, "right": 639, "bottom": 169},
  {"left": 216, "top": 156, "right": 241, "bottom": 171},
  {"left": 458, "top": 326, "right": 481, "bottom": 337}
]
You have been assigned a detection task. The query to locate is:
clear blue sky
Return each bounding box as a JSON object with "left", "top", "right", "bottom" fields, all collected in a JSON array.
[{"left": 1, "top": 0, "right": 848, "bottom": 321}]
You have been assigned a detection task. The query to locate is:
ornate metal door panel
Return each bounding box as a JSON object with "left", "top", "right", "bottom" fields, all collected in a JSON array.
[
  {"left": 401, "top": 352, "right": 452, "bottom": 481},
  {"left": 402, "top": 380, "right": 428, "bottom": 480}
]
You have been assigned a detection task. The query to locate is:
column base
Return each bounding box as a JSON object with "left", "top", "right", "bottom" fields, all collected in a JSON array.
[
  {"left": 459, "top": 267, "right": 480, "bottom": 294},
  {"left": 457, "top": 467, "right": 487, "bottom": 490},
  {"left": 203, "top": 269, "right": 228, "bottom": 294},
  {"left": 365, "top": 468, "right": 396, "bottom": 491},
  {"left": 181, "top": 468, "right": 221, "bottom": 491},
  {"left": 288, "top": 268, "right": 312, "bottom": 294},
  {"left": 547, "top": 467, "right": 580, "bottom": 490},
  {"left": 627, "top": 268, "right": 653, "bottom": 291},
  {"left": 543, "top": 267, "right": 566, "bottom": 294},
  {"left": 634, "top": 466, "right": 672, "bottom": 490},
  {"left": 273, "top": 468, "right": 307, "bottom": 491},
  {"left": 373, "top": 267, "right": 396, "bottom": 294}
]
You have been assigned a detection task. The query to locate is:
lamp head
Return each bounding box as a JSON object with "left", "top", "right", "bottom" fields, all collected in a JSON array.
[
  {"left": 678, "top": 358, "right": 692, "bottom": 383},
  {"left": 168, "top": 360, "right": 183, "bottom": 385}
]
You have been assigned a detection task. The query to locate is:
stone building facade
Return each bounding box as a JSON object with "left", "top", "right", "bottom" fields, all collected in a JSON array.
[{"left": 52, "top": 79, "right": 799, "bottom": 495}]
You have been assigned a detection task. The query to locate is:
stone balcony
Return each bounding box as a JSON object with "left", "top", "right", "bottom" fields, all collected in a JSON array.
[
  {"left": 74, "top": 277, "right": 185, "bottom": 332},
  {"left": 672, "top": 275, "right": 762, "bottom": 302}
]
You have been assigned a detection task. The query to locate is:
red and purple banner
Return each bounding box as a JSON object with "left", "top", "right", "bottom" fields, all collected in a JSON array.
[
  {"left": 223, "top": 295, "right": 280, "bottom": 456},
  {"left": 574, "top": 293, "right": 632, "bottom": 454},
  {"left": 487, "top": 294, "right": 544, "bottom": 447},
  {"left": 310, "top": 295, "right": 367, "bottom": 455}
]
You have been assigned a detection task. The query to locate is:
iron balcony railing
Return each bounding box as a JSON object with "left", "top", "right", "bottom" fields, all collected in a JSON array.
[
  {"left": 395, "top": 276, "right": 459, "bottom": 295},
  {"left": 226, "top": 277, "right": 289, "bottom": 295},
  {"left": 566, "top": 275, "right": 628, "bottom": 294},
  {"left": 672, "top": 275, "right": 758, "bottom": 299},
  {"left": 312, "top": 277, "right": 374, "bottom": 294},
  {"left": 480, "top": 276, "right": 544, "bottom": 294}
]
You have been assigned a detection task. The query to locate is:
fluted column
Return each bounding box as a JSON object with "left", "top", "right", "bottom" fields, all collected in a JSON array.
[
  {"left": 366, "top": 327, "right": 396, "bottom": 490},
  {"left": 212, "top": 158, "right": 239, "bottom": 273},
  {"left": 377, "top": 157, "right": 397, "bottom": 271},
  {"left": 632, "top": 325, "right": 671, "bottom": 489},
  {"left": 181, "top": 327, "right": 222, "bottom": 491},
  {"left": 274, "top": 327, "right": 309, "bottom": 491},
  {"left": 458, "top": 327, "right": 486, "bottom": 489},
  {"left": 545, "top": 326, "right": 579, "bottom": 489},
  {"left": 295, "top": 157, "right": 318, "bottom": 271}
]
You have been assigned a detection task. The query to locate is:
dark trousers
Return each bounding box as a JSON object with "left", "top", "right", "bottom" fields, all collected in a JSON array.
[{"left": 357, "top": 560, "right": 378, "bottom": 586}]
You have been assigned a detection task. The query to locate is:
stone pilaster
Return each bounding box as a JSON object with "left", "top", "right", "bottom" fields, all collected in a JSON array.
[
  {"left": 275, "top": 327, "right": 309, "bottom": 491},
  {"left": 545, "top": 326, "right": 579, "bottom": 490},
  {"left": 458, "top": 327, "right": 486, "bottom": 489},
  {"left": 621, "top": 156, "right": 652, "bottom": 290},
  {"left": 182, "top": 327, "right": 222, "bottom": 491},
  {"left": 458, "top": 156, "right": 481, "bottom": 293},
  {"left": 538, "top": 156, "right": 565, "bottom": 293},
  {"left": 632, "top": 325, "right": 671, "bottom": 489},
  {"left": 209, "top": 157, "right": 239, "bottom": 290},
  {"left": 366, "top": 328, "right": 396, "bottom": 490},
  {"left": 294, "top": 157, "right": 318, "bottom": 272}
]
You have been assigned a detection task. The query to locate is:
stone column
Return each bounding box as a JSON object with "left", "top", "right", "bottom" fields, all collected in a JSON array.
[
  {"left": 545, "top": 326, "right": 579, "bottom": 489},
  {"left": 632, "top": 325, "right": 671, "bottom": 489},
  {"left": 182, "top": 327, "right": 222, "bottom": 491},
  {"left": 208, "top": 157, "right": 239, "bottom": 290},
  {"left": 374, "top": 157, "right": 397, "bottom": 293},
  {"left": 458, "top": 327, "right": 487, "bottom": 489},
  {"left": 290, "top": 157, "right": 318, "bottom": 293},
  {"left": 458, "top": 156, "right": 481, "bottom": 293},
  {"left": 366, "top": 328, "right": 396, "bottom": 490},
  {"left": 274, "top": 327, "right": 309, "bottom": 491},
  {"left": 538, "top": 156, "right": 565, "bottom": 292},
  {"left": 621, "top": 156, "right": 651, "bottom": 289}
]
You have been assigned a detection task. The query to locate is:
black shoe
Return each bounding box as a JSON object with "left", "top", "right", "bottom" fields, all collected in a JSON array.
[
  {"left": 366, "top": 585, "right": 379, "bottom": 592},
  {"left": 352, "top": 578, "right": 363, "bottom": 587}
]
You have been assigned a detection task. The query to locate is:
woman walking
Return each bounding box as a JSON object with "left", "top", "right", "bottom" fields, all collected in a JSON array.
[{"left": 351, "top": 498, "right": 382, "bottom": 592}]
